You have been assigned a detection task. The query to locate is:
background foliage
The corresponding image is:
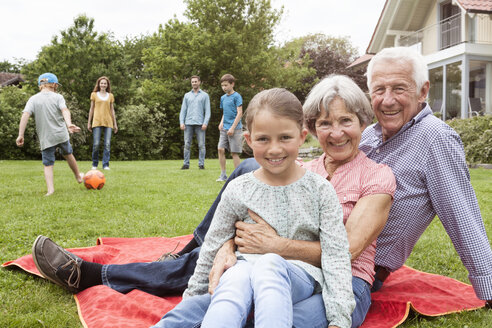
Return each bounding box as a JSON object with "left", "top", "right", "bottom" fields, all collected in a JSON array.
[{"left": 0, "top": 0, "right": 362, "bottom": 161}]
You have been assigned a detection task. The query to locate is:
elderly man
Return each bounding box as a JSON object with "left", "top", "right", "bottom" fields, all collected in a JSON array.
[{"left": 32, "top": 47, "right": 490, "bottom": 326}]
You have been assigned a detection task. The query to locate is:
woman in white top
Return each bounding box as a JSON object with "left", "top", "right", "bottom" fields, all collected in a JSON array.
[{"left": 87, "top": 76, "right": 117, "bottom": 170}]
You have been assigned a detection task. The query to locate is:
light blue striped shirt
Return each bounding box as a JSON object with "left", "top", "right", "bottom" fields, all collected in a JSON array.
[
  {"left": 180, "top": 89, "right": 211, "bottom": 126},
  {"left": 360, "top": 104, "right": 492, "bottom": 300}
]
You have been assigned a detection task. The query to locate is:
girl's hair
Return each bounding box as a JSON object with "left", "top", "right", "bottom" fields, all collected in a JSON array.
[
  {"left": 304, "top": 75, "right": 373, "bottom": 137},
  {"left": 92, "top": 76, "right": 112, "bottom": 93},
  {"left": 245, "top": 88, "right": 303, "bottom": 132}
]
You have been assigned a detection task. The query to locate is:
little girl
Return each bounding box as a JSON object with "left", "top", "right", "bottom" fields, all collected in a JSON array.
[{"left": 155, "top": 88, "right": 354, "bottom": 328}]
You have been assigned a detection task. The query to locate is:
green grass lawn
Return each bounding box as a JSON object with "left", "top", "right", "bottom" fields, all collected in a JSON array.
[{"left": 0, "top": 160, "right": 491, "bottom": 327}]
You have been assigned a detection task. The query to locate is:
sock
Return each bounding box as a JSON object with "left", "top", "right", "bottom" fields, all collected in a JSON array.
[
  {"left": 177, "top": 238, "right": 199, "bottom": 256},
  {"left": 79, "top": 261, "right": 103, "bottom": 290},
  {"left": 221, "top": 170, "right": 227, "bottom": 176}
]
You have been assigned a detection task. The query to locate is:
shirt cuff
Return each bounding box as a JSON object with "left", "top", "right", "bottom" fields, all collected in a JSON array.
[{"left": 469, "top": 273, "right": 492, "bottom": 300}]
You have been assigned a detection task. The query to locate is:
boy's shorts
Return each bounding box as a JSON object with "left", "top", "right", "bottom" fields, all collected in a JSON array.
[
  {"left": 218, "top": 128, "right": 243, "bottom": 153},
  {"left": 41, "top": 140, "right": 73, "bottom": 166}
]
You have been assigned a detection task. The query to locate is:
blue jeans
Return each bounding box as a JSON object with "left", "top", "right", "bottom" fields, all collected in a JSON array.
[
  {"left": 151, "top": 275, "right": 370, "bottom": 328},
  {"left": 153, "top": 255, "right": 318, "bottom": 328},
  {"left": 100, "top": 158, "right": 260, "bottom": 296},
  {"left": 92, "top": 126, "right": 112, "bottom": 168},
  {"left": 184, "top": 125, "right": 206, "bottom": 166}
]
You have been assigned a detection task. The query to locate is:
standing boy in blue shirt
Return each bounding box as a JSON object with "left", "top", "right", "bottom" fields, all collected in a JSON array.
[{"left": 217, "top": 74, "right": 242, "bottom": 181}]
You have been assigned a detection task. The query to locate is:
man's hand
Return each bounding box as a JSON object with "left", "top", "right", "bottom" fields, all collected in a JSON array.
[
  {"left": 16, "top": 136, "right": 24, "bottom": 147},
  {"left": 68, "top": 124, "right": 81, "bottom": 133},
  {"left": 180, "top": 124, "right": 185, "bottom": 130},
  {"left": 201, "top": 124, "right": 207, "bottom": 131},
  {"left": 235, "top": 210, "right": 280, "bottom": 254},
  {"left": 208, "top": 239, "right": 236, "bottom": 294}
]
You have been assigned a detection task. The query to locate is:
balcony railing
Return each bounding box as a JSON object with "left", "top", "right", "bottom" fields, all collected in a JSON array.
[{"left": 399, "top": 13, "right": 462, "bottom": 51}]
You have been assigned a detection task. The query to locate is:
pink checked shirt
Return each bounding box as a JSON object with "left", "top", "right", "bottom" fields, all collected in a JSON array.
[{"left": 303, "top": 151, "right": 396, "bottom": 285}]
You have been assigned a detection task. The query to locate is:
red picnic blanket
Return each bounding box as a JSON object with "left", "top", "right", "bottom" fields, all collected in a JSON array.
[{"left": 2, "top": 235, "right": 486, "bottom": 328}]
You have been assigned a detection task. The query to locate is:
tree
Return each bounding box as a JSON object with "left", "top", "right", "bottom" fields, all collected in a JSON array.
[{"left": 141, "top": 0, "right": 286, "bottom": 159}]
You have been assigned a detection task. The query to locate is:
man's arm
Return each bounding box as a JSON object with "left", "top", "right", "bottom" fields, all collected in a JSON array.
[
  {"left": 179, "top": 95, "right": 187, "bottom": 129},
  {"left": 202, "top": 95, "right": 211, "bottom": 130}
]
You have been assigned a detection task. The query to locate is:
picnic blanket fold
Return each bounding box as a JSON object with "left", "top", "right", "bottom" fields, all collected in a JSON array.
[{"left": 3, "top": 236, "right": 486, "bottom": 328}]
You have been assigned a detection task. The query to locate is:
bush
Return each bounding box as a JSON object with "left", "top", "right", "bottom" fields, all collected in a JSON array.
[{"left": 447, "top": 115, "right": 492, "bottom": 164}]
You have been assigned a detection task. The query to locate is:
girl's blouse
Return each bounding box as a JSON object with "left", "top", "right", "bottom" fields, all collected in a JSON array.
[
  {"left": 90, "top": 92, "right": 115, "bottom": 128},
  {"left": 184, "top": 170, "right": 355, "bottom": 328}
]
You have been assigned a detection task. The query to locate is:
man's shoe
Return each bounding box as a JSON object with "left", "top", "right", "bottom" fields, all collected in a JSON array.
[
  {"left": 199, "top": 165, "right": 205, "bottom": 170},
  {"left": 181, "top": 165, "right": 189, "bottom": 170},
  {"left": 156, "top": 252, "right": 181, "bottom": 262},
  {"left": 32, "top": 235, "right": 83, "bottom": 293}
]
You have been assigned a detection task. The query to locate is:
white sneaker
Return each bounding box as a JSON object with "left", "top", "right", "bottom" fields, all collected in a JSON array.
[
  {"left": 91, "top": 166, "right": 97, "bottom": 170},
  {"left": 216, "top": 175, "right": 227, "bottom": 182},
  {"left": 103, "top": 167, "right": 110, "bottom": 170}
]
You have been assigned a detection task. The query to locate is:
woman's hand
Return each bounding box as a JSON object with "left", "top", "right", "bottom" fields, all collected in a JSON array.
[{"left": 208, "top": 239, "right": 236, "bottom": 294}]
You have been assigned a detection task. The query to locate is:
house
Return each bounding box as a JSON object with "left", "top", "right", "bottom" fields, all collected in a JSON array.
[
  {"left": 0, "top": 72, "right": 25, "bottom": 87},
  {"left": 354, "top": 0, "right": 492, "bottom": 119}
]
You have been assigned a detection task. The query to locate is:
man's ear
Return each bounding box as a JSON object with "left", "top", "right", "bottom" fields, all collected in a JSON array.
[{"left": 419, "top": 81, "right": 430, "bottom": 103}]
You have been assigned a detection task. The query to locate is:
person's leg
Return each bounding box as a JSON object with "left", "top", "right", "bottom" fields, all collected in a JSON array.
[
  {"left": 151, "top": 293, "right": 211, "bottom": 328},
  {"left": 291, "top": 276, "right": 372, "bottom": 328},
  {"left": 202, "top": 260, "right": 253, "bottom": 328},
  {"left": 251, "top": 253, "right": 316, "bottom": 328},
  {"left": 59, "top": 141, "right": 83, "bottom": 183},
  {"left": 193, "top": 158, "right": 260, "bottom": 245},
  {"left": 92, "top": 126, "right": 102, "bottom": 168},
  {"left": 41, "top": 145, "right": 56, "bottom": 195},
  {"left": 102, "top": 127, "right": 112, "bottom": 169},
  {"left": 102, "top": 247, "right": 201, "bottom": 296},
  {"left": 217, "top": 148, "right": 226, "bottom": 175},
  {"left": 43, "top": 165, "right": 55, "bottom": 196},
  {"left": 231, "top": 153, "right": 241, "bottom": 168},
  {"left": 183, "top": 125, "right": 193, "bottom": 167},
  {"left": 196, "top": 126, "right": 206, "bottom": 167}
]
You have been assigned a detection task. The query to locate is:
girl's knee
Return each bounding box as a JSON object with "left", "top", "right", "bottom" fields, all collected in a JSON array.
[{"left": 251, "top": 254, "right": 288, "bottom": 282}]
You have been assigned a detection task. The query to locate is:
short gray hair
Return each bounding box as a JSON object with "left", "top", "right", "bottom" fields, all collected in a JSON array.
[
  {"left": 366, "top": 47, "right": 428, "bottom": 94},
  {"left": 304, "top": 75, "right": 373, "bottom": 137}
]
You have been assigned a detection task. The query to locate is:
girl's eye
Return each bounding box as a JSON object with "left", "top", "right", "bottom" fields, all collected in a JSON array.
[{"left": 281, "top": 135, "right": 292, "bottom": 140}]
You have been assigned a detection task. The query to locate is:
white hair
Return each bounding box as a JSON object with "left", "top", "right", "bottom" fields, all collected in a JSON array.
[
  {"left": 304, "top": 74, "right": 373, "bottom": 137},
  {"left": 366, "top": 47, "right": 429, "bottom": 94}
]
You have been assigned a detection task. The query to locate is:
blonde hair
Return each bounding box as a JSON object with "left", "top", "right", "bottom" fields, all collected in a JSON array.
[
  {"left": 39, "top": 83, "right": 58, "bottom": 92},
  {"left": 245, "top": 88, "right": 303, "bottom": 132}
]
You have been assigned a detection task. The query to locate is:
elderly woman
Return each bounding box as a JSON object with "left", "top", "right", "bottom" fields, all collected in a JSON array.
[{"left": 152, "top": 75, "right": 396, "bottom": 328}]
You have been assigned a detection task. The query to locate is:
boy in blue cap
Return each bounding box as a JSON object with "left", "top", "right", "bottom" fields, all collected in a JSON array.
[{"left": 16, "top": 73, "right": 84, "bottom": 196}]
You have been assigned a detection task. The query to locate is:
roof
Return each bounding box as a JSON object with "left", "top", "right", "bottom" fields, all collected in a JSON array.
[
  {"left": 456, "top": 0, "right": 492, "bottom": 13},
  {"left": 0, "top": 72, "right": 25, "bottom": 87},
  {"left": 347, "top": 54, "right": 374, "bottom": 69}
]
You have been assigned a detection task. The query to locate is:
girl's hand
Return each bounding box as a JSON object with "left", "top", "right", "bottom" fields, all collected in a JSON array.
[
  {"left": 114, "top": 125, "right": 118, "bottom": 134},
  {"left": 87, "top": 123, "right": 92, "bottom": 132}
]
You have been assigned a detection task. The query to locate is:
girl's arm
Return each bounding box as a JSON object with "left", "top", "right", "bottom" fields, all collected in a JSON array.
[{"left": 87, "top": 100, "right": 95, "bottom": 132}]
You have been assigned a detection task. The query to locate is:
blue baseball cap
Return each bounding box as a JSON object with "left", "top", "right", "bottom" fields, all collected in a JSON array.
[{"left": 38, "top": 73, "right": 60, "bottom": 86}]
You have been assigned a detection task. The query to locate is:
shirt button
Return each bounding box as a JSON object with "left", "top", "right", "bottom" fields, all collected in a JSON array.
[{"left": 376, "top": 149, "right": 380, "bottom": 154}]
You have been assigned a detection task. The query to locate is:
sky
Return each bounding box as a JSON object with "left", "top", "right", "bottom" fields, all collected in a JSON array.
[{"left": 0, "top": 0, "right": 387, "bottom": 63}]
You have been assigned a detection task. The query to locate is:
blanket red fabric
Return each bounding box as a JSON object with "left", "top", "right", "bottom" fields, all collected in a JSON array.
[{"left": 3, "top": 236, "right": 485, "bottom": 328}]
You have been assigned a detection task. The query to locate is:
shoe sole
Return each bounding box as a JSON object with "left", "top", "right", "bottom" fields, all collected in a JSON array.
[{"left": 32, "top": 235, "right": 77, "bottom": 292}]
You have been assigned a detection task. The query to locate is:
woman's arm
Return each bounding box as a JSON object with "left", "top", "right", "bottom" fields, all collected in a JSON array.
[
  {"left": 344, "top": 194, "right": 393, "bottom": 261},
  {"left": 110, "top": 102, "right": 118, "bottom": 133},
  {"left": 87, "top": 100, "right": 95, "bottom": 132}
]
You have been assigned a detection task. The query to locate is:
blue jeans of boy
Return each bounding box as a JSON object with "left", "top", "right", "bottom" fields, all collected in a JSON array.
[
  {"left": 183, "top": 125, "right": 206, "bottom": 167},
  {"left": 92, "top": 126, "right": 112, "bottom": 168}
]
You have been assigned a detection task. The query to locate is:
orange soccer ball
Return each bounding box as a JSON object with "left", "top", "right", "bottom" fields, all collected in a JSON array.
[{"left": 83, "top": 170, "right": 106, "bottom": 190}]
